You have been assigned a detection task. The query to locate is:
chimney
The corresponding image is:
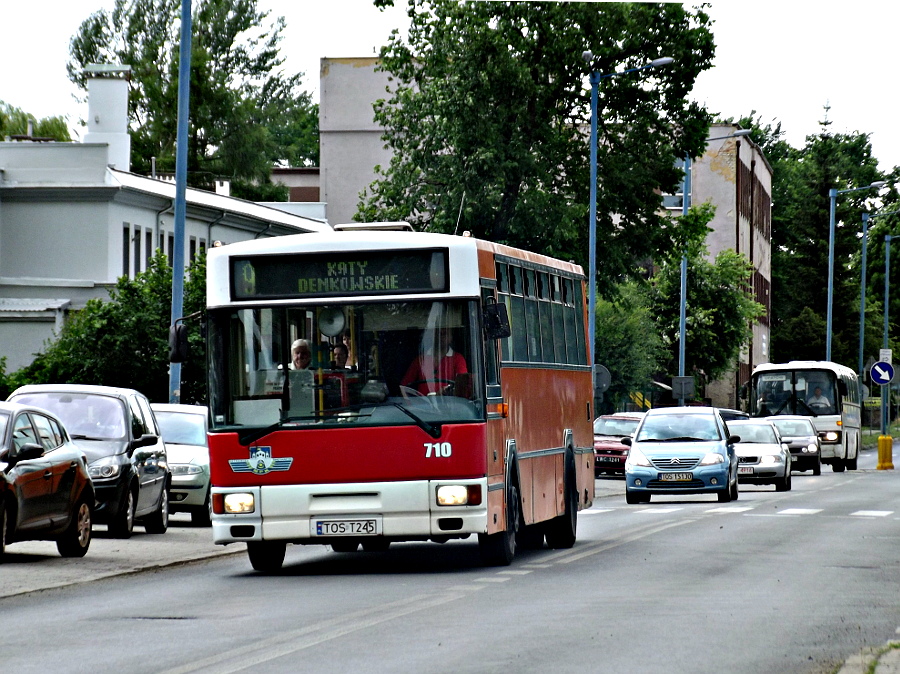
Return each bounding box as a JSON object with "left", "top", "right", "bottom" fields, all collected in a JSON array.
[{"left": 82, "top": 64, "right": 132, "bottom": 171}]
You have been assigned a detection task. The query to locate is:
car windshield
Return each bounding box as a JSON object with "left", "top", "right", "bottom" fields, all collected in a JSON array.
[
  {"left": 10, "top": 393, "right": 126, "bottom": 440},
  {"left": 771, "top": 420, "right": 814, "bottom": 436},
  {"left": 156, "top": 411, "right": 207, "bottom": 447},
  {"left": 636, "top": 413, "right": 721, "bottom": 442},
  {"left": 732, "top": 423, "right": 777, "bottom": 443},
  {"left": 207, "top": 300, "right": 484, "bottom": 433},
  {"left": 593, "top": 417, "right": 639, "bottom": 436}
]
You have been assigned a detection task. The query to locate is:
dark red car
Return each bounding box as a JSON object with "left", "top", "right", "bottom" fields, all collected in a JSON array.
[{"left": 593, "top": 414, "right": 643, "bottom": 476}]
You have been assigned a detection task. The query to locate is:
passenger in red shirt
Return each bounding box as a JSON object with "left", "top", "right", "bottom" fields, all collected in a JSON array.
[{"left": 401, "top": 328, "right": 467, "bottom": 395}]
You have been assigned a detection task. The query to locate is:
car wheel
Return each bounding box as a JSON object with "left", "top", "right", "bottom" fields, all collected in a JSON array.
[
  {"left": 545, "top": 457, "right": 578, "bottom": 550},
  {"left": 730, "top": 475, "right": 739, "bottom": 501},
  {"left": 717, "top": 484, "right": 733, "bottom": 503},
  {"left": 330, "top": 541, "right": 360, "bottom": 553},
  {"left": 57, "top": 499, "right": 92, "bottom": 558},
  {"left": 191, "top": 489, "right": 212, "bottom": 527},
  {"left": 479, "top": 481, "right": 519, "bottom": 565},
  {"left": 247, "top": 541, "right": 286, "bottom": 572},
  {"left": 0, "top": 502, "right": 7, "bottom": 557},
  {"left": 832, "top": 459, "right": 846, "bottom": 473},
  {"left": 775, "top": 470, "right": 792, "bottom": 492},
  {"left": 144, "top": 485, "right": 169, "bottom": 534},
  {"left": 625, "top": 490, "right": 642, "bottom": 504},
  {"left": 813, "top": 455, "right": 822, "bottom": 476},
  {"left": 109, "top": 487, "right": 136, "bottom": 539}
]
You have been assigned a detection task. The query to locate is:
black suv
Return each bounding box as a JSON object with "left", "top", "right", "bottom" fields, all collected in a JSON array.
[
  {"left": 8, "top": 385, "right": 170, "bottom": 538},
  {"left": 1, "top": 401, "right": 95, "bottom": 557}
]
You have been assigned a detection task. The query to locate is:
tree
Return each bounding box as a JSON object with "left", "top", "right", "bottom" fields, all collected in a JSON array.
[
  {"left": 647, "top": 204, "right": 765, "bottom": 387},
  {"left": 67, "top": 0, "right": 318, "bottom": 195},
  {"left": 7, "top": 253, "right": 207, "bottom": 404},
  {"left": 756, "top": 108, "right": 885, "bottom": 365},
  {"left": 593, "top": 282, "right": 664, "bottom": 412},
  {"left": 361, "top": 1, "right": 715, "bottom": 287},
  {"left": 0, "top": 101, "right": 71, "bottom": 141}
]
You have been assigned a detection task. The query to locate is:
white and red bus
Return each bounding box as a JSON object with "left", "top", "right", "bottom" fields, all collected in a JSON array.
[{"left": 204, "top": 224, "right": 594, "bottom": 571}]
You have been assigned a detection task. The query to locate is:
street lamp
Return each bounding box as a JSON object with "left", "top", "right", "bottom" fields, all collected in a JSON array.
[
  {"left": 676, "top": 129, "right": 752, "bottom": 402},
  {"left": 584, "top": 52, "right": 673, "bottom": 400},
  {"left": 859, "top": 209, "right": 900, "bottom": 378},
  {"left": 826, "top": 180, "right": 886, "bottom": 362}
]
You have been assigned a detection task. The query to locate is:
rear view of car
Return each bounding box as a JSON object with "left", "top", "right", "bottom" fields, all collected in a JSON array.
[
  {"left": 151, "top": 404, "right": 210, "bottom": 526},
  {"left": 0, "top": 401, "right": 94, "bottom": 558},
  {"left": 728, "top": 419, "right": 792, "bottom": 491},
  {"left": 767, "top": 416, "right": 822, "bottom": 475},
  {"left": 593, "top": 414, "right": 642, "bottom": 475}
]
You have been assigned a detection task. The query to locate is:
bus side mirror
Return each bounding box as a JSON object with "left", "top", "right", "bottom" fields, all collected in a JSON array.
[
  {"left": 483, "top": 302, "right": 511, "bottom": 340},
  {"left": 169, "top": 323, "right": 189, "bottom": 363}
]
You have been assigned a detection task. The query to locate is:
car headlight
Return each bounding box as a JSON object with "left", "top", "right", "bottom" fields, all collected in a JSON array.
[
  {"left": 625, "top": 446, "right": 652, "bottom": 469},
  {"left": 88, "top": 456, "right": 122, "bottom": 479},
  {"left": 699, "top": 452, "right": 725, "bottom": 466},
  {"left": 171, "top": 464, "right": 204, "bottom": 475},
  {"left": 760, "top": 455, "right": 784, "bottom": 465},
  {"left": 806, "top": 444, "right": 818, "bottom": 453}
]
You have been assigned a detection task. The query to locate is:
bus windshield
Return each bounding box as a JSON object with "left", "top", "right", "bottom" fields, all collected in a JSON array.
[
  {"left": 207, "top": 299, "right": 484, "bottom": 432},
  {"left": 749, "top": 368, "right": 838, "bottom": 417}
]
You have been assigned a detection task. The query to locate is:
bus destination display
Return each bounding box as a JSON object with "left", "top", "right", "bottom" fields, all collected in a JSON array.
[{"left": 231, "top": 248, "right": 449, "bottom": 300}]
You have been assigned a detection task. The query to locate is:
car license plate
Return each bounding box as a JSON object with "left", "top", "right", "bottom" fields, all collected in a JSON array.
[
  {"left": 313, "top": 519, "right": 380, "bottom": 536},
  {"left": 738, "top": 467, "right": 755, "bottom": 475},
  {"left": 659, "top": 472, "right": 692, "bottom": 481},
  {"left": 597, "top": 456, "right": 619, "bottom": 462}
]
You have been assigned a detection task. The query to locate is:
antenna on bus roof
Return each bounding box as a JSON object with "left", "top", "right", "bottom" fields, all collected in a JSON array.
[{"left": 333, "top": 222, "right": 414, "bottom": 232}]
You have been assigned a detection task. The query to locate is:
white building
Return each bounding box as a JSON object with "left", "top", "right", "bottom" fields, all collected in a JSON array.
[{"left": 0, "top": 68, "right": 329, "bottom": 372}]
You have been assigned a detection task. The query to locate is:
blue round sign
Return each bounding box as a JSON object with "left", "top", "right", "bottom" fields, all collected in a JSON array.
[{"left": 871, "top": 361, "right": 895, "bottom": 385}]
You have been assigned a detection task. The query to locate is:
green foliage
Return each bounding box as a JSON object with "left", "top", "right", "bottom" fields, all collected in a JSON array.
[
  {"left": 67, "top": 0, "right": 318, "bottom": 189},
  {"left": 360, "top": 1, "right": 715, "bottom": 287},
  {"left": 6, "top": 253, "right": 207, "bottom": 404},
  {"left": 648, "top": 205, "right": 765, "bottom": 385},
  {"left": 593, "top": 283, "right": 664, "bottom": 412},
  {"left": 0, "top": 101, "right": 71, "bottom": 141}
]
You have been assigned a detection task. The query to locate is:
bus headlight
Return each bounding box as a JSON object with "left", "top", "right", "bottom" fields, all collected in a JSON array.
[
  {"left": 436, "top": 485, "right": 482, "bottom": 506},
  {"left": 820, "top": 431, "right": 840, "bottom": 443},
  {"left": 222, "top": 492, "right": 255, "bottom": 513}
]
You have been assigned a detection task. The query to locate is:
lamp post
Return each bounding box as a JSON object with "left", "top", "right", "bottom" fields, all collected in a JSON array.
[
  {"left": 859, "top": 209, "right": 900, "bottom": 378},
  {"left": 676, "top": 129, "right": 752, "bottom": 404},
  {"left": 826, "top": 180, "right": 885, "bottom": 362},
  {"left": 583, "top": 52, "right": 673, "bottom": 401}
]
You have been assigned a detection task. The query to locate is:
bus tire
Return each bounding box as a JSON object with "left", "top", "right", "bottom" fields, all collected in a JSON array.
[
  {"left": 846, "top": 453, "right": 858, "bottom": 470},
  {"left": 545, "top": 453, "right": 577, "bottom": 549},
  {"left": 247, "top": 541, "right": 286, "bottom": 572},
  {"left": 479, "top": 482, "right": 518, "bottom": 566},
  {"left": 832, "top": 459, "right": 846, "bottom": 473}
]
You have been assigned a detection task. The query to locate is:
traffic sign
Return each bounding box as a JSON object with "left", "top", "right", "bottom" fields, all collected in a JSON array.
[
  {"left": 881, "top": 349, "right": 893, "bottom": 364},
  {"left": 871, "top": 361, "right": 895, "bottom": 385}
]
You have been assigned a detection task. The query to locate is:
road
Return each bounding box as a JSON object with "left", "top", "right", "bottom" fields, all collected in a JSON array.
[{"left": 3, "top": 448, "right": 899, "bottom": 674}]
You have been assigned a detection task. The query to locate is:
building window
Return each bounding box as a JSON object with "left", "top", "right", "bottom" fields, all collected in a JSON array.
[
  {"left": 662, "top": 157, "right": 687, "bottom": 210},
  {"left": 189, "top": 236, "right": 197, "bottom": 262},
  {"left": 123, "top": 224, "right": 130, "bottom": 276},
  {"left": 167, "top": 233, "right": 175, "bottom": 267},
  {"left": 133, "top": 226, "right": 141, "bottom": 275},
  {"left": 145, "top": 230, "right": 153, "bottom": 269}
]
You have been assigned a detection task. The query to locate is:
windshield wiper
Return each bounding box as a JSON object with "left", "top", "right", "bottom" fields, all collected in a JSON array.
[
  {"left": 237, "top": 415, "right": 324, "bottom": 447},
  {"left": 70, "top": 434, "right": 107, "bottom": 441}
]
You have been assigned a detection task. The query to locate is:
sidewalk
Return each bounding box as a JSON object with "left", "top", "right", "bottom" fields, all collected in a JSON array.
[{"left": 838, "top": 643, "right": 900, "bottom": 674}]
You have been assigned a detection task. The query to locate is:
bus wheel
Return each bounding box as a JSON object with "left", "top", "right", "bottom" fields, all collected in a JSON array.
[
  {"left": 832, "top": 459, "right": 846, "bottom": 473},
  {"left": 478, "top": 483, "right": 518, "bottom": 566},
  {"left": 545, "top": 455, "right": 577, "bottom": 549},
  {"left": 846, "top": 453, "right": 858, "bottom": 470},
  {"left": 247, "top": 541, "right": 286, "bottom": 573}
]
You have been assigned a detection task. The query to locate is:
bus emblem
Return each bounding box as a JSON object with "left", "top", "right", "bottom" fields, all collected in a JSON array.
[{"left": 228, "top": 446, "right": 293, "bottom": 475}]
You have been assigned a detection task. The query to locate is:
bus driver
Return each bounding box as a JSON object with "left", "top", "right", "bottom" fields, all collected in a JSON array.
[{"left": 400, "top": 328, "right": 467, "bottom": 395}]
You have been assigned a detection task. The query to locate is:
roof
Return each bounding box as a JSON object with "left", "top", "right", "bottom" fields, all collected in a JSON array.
[
  {"left": 150, "top": 403, "right": 208, "bottom": 415},
  {"left": 0, "top": 298, "right": 71, "bottom": 312},
  {"left": 9, "top": 383, "right": 144, "bottom": 400}
]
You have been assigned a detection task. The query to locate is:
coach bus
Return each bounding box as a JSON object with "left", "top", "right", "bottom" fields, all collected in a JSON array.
[
  {"left": 202, "top": 224, "right": 594, "bottom": 571},
  {"left": 747, "top": 361, "right": 861, "bottom": 472}
]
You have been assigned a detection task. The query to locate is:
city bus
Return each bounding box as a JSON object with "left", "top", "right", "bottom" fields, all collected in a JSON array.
[
  {"left": 202, "top": 225, "right": 594, "bottom": 571},
  {"left": 746, "top": 361, "right": 862, "bottom": 472}
]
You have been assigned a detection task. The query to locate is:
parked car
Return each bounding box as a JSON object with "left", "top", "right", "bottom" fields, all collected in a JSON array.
[
  {"left": 593, "top": 414, "right": 643, "bottom": 475},
  {"left": 766, "top": 415, "right": 822, "bottom": 475},
  {"left": 623, "top": 406, "right": 739, "bottom": 504},
  {"left": 728, "top": 419, "right": 792, "bottom": 491},
  {"left": 717, "top": 408, "right": 749, "bottom": 422},
  {"left": 151, "top": 403, "right": 210, "bottom": 526},
  {"left": 0, "top": 401, "right": 94, "bottom": 557},
  {"left": 8, "top": 385, "right": 170, "bottom": 538}
]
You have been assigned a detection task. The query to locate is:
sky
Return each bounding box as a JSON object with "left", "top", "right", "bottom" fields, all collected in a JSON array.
[{"left": 2, "top": 1, "right": 899, "bottom": 170}]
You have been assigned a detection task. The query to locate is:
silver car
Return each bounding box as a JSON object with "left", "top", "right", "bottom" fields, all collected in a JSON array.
[
  {"left": 151, "top": 404, "right": 210, "bottom": 526},
  {"left": 766, "top": 415, "right": 822, "bottom": 475},
  {"left": 728, "top": 419, "right": 792, "bottom": 491}
]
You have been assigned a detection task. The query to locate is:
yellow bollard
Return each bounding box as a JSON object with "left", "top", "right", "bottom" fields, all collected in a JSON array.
[{"left": 877, "top": 435, "right": 895, "bottom": 470}]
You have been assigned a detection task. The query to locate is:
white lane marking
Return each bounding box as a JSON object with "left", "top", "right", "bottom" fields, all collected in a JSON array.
[
  {"left": 706, "top": 506, "right": 755, "bottom": 513},
  {"left": 473, "top": 576, "right": 511, "bottom": 583},
  {"left": 851, "top": 510, "right": 894, "bottom": 517},
  {"left": 635, "top": 507, "right": 684, "bottom": 514},
  {"left": 498, "top": 570, "right": 532, "bottom": 576},
  {"left": 777, "top": 508, "right": 822, "bottom": 515}
]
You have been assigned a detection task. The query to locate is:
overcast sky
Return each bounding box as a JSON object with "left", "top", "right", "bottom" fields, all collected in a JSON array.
[{"left": 2, "top": 1, "right": 898, "bottom": 169}]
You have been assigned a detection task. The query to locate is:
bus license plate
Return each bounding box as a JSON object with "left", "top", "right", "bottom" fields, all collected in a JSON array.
[
  {"left": 313, "top": 519, "right": 379, "bottom": 536},
  {"left": 660, "top": 472, "right": 692, "bottom": 481}
]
